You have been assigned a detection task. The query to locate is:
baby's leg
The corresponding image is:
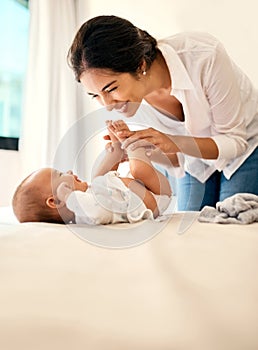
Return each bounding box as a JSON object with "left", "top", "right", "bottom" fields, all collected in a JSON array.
[
  {"left": 127, "top": 147, "right": 172, "bottom": 197},
  {"left": 106, "top": 120, "right": 123, "bottom": 144},
  {"left": 105, "top": 120, "right": 127, "bottom": 158},
  {"left": 110, "top": 120, "right": 171, "bottom": 197}
]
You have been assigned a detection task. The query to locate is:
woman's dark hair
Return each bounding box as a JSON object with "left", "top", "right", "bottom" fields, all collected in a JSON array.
[{"left": 67, "top": 15, "right": 158, "bottom": 81}]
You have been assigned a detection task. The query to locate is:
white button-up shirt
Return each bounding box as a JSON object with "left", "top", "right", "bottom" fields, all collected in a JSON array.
[{"left": 136, "top": 32, "right": 258, "bottom": 182}]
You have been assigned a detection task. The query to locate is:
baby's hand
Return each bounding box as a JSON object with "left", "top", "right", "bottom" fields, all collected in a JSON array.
[{"left": 57, "top": 182, "right": 73, "bottom": 202}]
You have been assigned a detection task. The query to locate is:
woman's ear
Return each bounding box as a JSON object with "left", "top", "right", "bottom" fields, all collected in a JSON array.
[
  {"left": 139, "top": 60, "right": 147, "bottom": 75},
  {"left": 46, "top": 196, "right": 65, "bottom": 209}
]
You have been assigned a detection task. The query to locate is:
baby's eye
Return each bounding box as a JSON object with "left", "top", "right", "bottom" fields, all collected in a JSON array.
[{"left": 91, "top": 94, "right": 98, "bottom": 99}]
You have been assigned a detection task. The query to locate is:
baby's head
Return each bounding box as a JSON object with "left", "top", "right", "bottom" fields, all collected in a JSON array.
[{"left": 12, "top": 168, "right": 88, "bottom": 223}]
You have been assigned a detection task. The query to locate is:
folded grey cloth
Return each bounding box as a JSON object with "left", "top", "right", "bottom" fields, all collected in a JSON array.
[{"left": 198, "top": 193, "right": 258, "bottom": 224}]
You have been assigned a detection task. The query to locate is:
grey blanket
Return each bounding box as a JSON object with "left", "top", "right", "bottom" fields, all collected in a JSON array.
[{"left": 198, "top": 193, "right": 258, "bottom": 224}]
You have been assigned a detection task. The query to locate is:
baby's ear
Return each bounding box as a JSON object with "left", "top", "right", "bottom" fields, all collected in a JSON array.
[{"left": 46, "top": 195, "right": 65, "bottom": 209}]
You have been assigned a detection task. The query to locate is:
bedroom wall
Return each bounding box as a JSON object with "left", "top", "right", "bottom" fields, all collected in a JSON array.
[
  {"left": 84, "top": 0, "right": 258, "bottom": 86},
  {"left": 0, "top": 150, "right": 21, "bottom": 207},
  {"left": 1, "top": 0, "right": 258, "bottom": 206}
]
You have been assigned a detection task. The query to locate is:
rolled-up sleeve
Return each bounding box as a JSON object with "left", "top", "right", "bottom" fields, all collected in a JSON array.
[{"left": 211, "top": 133, "right": 248, "bottom": 160}]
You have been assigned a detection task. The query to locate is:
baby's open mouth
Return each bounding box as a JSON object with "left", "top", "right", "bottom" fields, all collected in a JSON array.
[{"left": 74, "top": 175, "right": 81, "bottom": 182}]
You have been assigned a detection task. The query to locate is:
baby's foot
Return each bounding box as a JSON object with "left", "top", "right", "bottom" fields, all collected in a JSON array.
[
  {"left": 105, "top": 120, "right": 125, "bottom": 160},
  {"left": 109, "top": 120, "right": 135, "bottom": 142},
  {"left": 105, "top": 120, "right": 120, "bottom": 144}
]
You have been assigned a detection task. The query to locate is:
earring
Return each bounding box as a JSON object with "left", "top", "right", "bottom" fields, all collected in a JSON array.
[{"left": 142, "top": 70, "right": 147, "bottom": 76}]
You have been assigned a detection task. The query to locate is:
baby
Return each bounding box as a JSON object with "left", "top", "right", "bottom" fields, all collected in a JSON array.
[{"left": 12, "top": 120, "right": 172, "bottom": 225}]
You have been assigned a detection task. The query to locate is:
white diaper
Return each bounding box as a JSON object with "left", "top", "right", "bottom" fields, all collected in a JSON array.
[{"left": 152, "top": 193, "right": 172, "bottom": 215}]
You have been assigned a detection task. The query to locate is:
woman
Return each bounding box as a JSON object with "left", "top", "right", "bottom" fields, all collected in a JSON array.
[{"left": 68, "top": 15, "right": 258, "bottom": 211}]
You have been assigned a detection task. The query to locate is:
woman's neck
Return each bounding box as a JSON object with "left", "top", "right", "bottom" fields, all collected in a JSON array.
[
  {"left": 144, "top": 51, "right": 171, "bottom": 98},
  {"left": 143, "top": 52, "right": 184, "bottom": 121}
]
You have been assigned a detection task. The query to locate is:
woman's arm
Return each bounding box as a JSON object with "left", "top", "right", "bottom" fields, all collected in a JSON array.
[{"left": 121, "top": 128, "right": 219, "bottom": 159}]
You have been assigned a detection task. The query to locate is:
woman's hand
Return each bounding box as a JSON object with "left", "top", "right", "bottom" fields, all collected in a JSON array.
[
  {"left": 120, "top": 128, "right": 179, "bottom": 154},
  {"left": 119, "top": 127, "right": 219, "bottom": 159}
]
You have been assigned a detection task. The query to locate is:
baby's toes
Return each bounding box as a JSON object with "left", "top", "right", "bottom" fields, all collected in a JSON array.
[{"left": 113, "top": 120, "right": 130, "bottom": 132}]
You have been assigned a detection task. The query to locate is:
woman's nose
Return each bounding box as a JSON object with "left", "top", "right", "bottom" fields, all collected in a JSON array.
[{"left": 100, "top": 95, "right": 116, "bottom": 111}]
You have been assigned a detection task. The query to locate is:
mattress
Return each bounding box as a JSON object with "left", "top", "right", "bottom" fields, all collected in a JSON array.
[{"left": 0, "top": 208, "right": 258, "bottom": 350}]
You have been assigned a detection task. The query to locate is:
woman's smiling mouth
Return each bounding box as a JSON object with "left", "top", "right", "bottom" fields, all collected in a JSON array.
[{"left": 115, "top": 102, "right": 128, "bottom": 113}]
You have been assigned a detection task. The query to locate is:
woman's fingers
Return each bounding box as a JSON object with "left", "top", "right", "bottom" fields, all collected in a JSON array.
[
  {"left": 122, "top": 139, "right": 155, "bottom": 152},
  {"left": 121, "top": 128, "right": 176, "bottom": 154},
  {"left": 114, "top": 129, "right": 133, "bottom": 139},
  {"left": 105, "top": 126, "right": 177, "bottom": 154},
  {"left": 121, "top": 128, "right": 159, "bottom": 148}
]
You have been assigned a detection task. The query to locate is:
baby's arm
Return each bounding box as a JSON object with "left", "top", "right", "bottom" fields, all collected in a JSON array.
[{"left": 92, "top": 121, "right": 127, "bottom": 178}]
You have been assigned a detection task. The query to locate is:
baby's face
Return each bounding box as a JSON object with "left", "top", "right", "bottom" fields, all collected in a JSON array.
[
  {"left": 27, "top": 168, "right": 88, "bottom": 195},
  {"left": 51, "top": 169, "right": 88, "bottom": 193}
]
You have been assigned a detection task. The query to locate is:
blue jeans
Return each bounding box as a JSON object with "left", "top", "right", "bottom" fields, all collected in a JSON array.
[{"left": 176, "top": 147, "right": 258, "bottom": 211}]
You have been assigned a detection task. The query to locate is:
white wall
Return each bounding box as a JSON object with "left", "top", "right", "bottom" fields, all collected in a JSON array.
[
  {"left": 85, "top": 0, "right": 258, "bottom": 86},
  {"left": 1, "top": 0, "right": 258, "bottom": 206},
  {"left": 0, "top": 150, "right": 21, "bottom": 206}
]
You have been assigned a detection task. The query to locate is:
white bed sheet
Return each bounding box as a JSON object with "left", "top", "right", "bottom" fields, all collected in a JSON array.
[{"left": 0, "top": 210, "right": 258, "bottom": 350}]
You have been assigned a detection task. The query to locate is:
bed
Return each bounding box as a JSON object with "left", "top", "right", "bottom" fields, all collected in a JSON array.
[{"left": 0, "top": 206, "right": 258, "bottom": 350}]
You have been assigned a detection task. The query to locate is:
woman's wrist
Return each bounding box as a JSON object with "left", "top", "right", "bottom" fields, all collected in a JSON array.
[{"left": 167, "top": 153, "right": 180, "bottom": 167}]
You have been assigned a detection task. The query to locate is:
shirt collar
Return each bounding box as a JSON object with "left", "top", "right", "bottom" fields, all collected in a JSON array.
[{"left": 157, "top": 40, "right": 194, "bottom": 92}]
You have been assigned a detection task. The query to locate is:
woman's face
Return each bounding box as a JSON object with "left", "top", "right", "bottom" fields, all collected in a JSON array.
[{"left": 80, "top": 69, "right": 147, "bottom": 117}]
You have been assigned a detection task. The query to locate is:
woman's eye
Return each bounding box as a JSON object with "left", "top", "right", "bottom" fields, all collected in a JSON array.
[
  {"left": 87, "top": 92, "right": 98, "bottom": 99},
  {"left": 106, "top": 87, "right": 117, "bottom": 93}
]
